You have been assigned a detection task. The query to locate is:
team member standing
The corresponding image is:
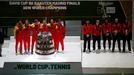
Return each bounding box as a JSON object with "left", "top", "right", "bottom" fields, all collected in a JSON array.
[
  {"left": 31, "top": 19, "right": 40, "bottom": 54},
  {"left": 102, "top": 18, "right": 112, "bottom": 51},
  {"left": 112, "top": 18, "right": 121, "bottom": 52},
  {"left": 23, "top": 19, "right": 31, "bottom": 54},
  {"left": 56, "top": 19, "right": 65, "bottom": 53},
  {"left": 93, "top": 19, "right": 102, "bottom": 51},
  {"left": 49, "top": 19, "right": 57, "bottom": 51},
  {"left": 40, "top": 20, "right": 48, "bottom": 32},
  {"left": 0, "top": 30, "right": 4, "bottom": 57},
  {"left": 82, "top": 20, "right": 92, "bottom": 52},
  {"left": 122, "top": 19, "right": 132, "bottom": 53},
  {"left": 15, "top": 20, "right": 23, "bottom": 55}
]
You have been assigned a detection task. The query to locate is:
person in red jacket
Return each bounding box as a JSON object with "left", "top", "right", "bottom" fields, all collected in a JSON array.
[
  {"left": 102, "top": 18, "right": 112, "bottom": 51},
  {"left": 82, "top": 20, "right": 92, "bottom": 52},
  {"left": 122, "top": 19, "right": 132, "bottom": 52},
  {"left": 15, "top": 20, "right": 23, "bottom": 55},
  {"left": 23, "top": 19, "right": 31, "bottom": 54},
  {"left": 112, "top": 18, "right": 121, "bottom": 52},
  {"left": 40, "top": 20, "right": 48, "bottom": 32},
  {"left": 49, "top": 19, "right": 57, "bottom": 51},
  {"left": 93, "top": 19, "right": 102, "bottom": 51},
  {"left": 56, "top": 19, "right": 65, "bottom": 53},
  {"left": 31, "top": 19, "right": 40, "bottom": 54}
]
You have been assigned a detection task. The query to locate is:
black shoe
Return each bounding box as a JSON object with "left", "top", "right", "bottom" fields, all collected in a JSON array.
[
  {"left": 128, "top": 51, "right": 131, "bottom": 53},
  {"left": 89, "top": 50, "right": 91, "bottom": 52},
  {"left": 104, "top": 49, "right": 106, "bottom": 53},
  {"left": 129, "top": 50, "right": 131, "bottom": 52},
  {"left": 122, "top": 51, "right": 125, "bottom": 53},
  {"left": 96, "top": 49, "right": 100, "bottom": 54},
  {"left": 112, "top": 50, "right": 114, "bottom": 52},
  {"left": 83, "top": 49, "right": 86, "bottom": 52},
  {"left": 0, "top": 55, "right": 2, "bottom": 57}
]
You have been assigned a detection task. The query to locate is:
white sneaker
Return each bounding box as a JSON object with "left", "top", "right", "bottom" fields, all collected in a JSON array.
[
  {"left": 16, "top": 53, "right": 18, "bottom": 55},
  {"left": 56, "top": 50, "right": 59, "bottom": 53},
  {"left": 61, "top": 51, "right": 64, "bottom": 54},
  {"left": 16, "top": 52, "right": 21, "bottom": 55}
]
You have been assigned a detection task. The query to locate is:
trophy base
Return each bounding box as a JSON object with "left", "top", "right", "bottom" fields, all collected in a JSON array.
[{"left": 35, "top": 49, "right": 55, "bottom": 55}]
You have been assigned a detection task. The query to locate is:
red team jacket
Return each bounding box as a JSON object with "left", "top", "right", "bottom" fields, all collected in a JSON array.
[
  {"left": 31, "top": 23, "right": 40, "bottom": 39},
  {"left": 122, "top": 23, "right": 132, "bottom": 35},
  {"left": 56, "top": 23, "right": 65, "bottom": 39},
  {"left": 23, "top": 24, "right": 31, "bottom": 39},
  {"left": 112, "top": 23, "right": 121, "bottom": 35},
  {"left": 82, "top": 24, "right": 93, "bottom": 35},
  {"left": 40, "top": 24, "right": 48, "bottom": 32},
  {"left": 50, "top": 23, "right": 57, "bottom": 39},
  {"left": 15, "top": 24, "right": 23, "bottom": 39},
  {"left": 102, "top": 23, "right": 111, "bottom": 35},
  {"left": 93, "top": 24, "right": 101, "bottom": 36}
]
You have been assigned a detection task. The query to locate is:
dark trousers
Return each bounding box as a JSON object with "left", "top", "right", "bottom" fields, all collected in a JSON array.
[
  {"left": 83, "top": 35, "right": 91, "bottom": 51},
  {"left": 103, "top": 34, "right": 111, "bottom": 49},
  {"left": 123, "top": 34, "right": 131, "bottom": 52},
  {"left": 112, "top": 34, "right": 121, "bottom": 52},
  {"left": 0, "top": 45, "right": 2, "bottom": 56},
  {"left": 93, "top": 35, "right": 101, "bottom": 50}
]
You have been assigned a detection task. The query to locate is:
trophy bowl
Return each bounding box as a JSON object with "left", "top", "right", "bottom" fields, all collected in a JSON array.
[{"left": 35, "top": 31, "right": 55, "bottom": 55}]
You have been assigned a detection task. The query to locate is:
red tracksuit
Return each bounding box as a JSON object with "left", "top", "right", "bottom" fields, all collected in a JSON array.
[
  {"left": 41, "top": 24, "right": 48, "bottom": 32},
  {"left": 93, "top": 24, "right": 101, "bottom": 50},
  {"left": 23, "top": 24, "right": 31, "bottom": 52},
  {"left": 31, "top": 24, "right": 40, "bottom": 53},
  {"left": 82, "top": 24, "right": 92, "bottom": 51},
  {"left": 50, "top": 23, "right": 57, "bottom": 50},
  {"left": 56, "top": 23, "right": 65, "bottom": 51},
  {"left": 102, "top": 23, "right": 112, "bottom": 49},
  {"left": 111, "top": 23, "right": 121, "bottom": 52},
  {"left": 15, "top": 24, "right": 23, "bottom": 54}
]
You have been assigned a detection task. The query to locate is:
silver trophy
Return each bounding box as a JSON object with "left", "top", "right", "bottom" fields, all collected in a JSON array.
[{"left": 36, "top": 31, "right": 55, "bottom": 55}]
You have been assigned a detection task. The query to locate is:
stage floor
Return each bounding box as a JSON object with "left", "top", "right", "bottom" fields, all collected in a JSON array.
[
  {"left": 0, "top": 36, "right": 81, "bottom": 68},
  {"left": 1, "top": 37, "right": 134, "bottom": 69},
  {"left": 81, "top": 40, "right": 134, "bottom": 68}
]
